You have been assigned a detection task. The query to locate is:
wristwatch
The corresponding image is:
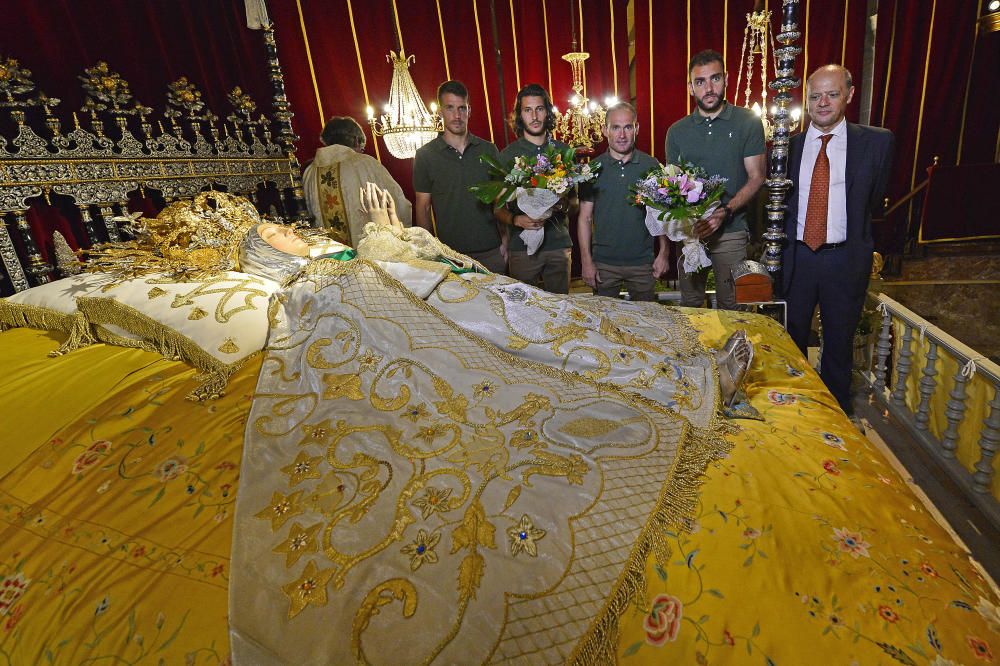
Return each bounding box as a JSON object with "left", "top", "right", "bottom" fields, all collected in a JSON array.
[{"left": 719, "top": 203, "right": 733, "bottom": 218}]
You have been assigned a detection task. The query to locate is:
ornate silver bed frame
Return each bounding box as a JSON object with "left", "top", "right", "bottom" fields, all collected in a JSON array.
[{"left": 0, "top": 24, "right": 308, "bottom": 295}]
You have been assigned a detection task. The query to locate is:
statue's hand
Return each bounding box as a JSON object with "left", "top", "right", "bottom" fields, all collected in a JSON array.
[
  {"left": 383, "top": 190, "right": 403, "bottom": 231},
  {"left": 359, "top": 182, "right": 392, "bottom": 229}
]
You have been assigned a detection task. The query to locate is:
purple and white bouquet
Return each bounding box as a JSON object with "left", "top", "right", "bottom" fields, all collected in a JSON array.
[{"left": 630, "top": 163, "right": 728, "bottom": 273}]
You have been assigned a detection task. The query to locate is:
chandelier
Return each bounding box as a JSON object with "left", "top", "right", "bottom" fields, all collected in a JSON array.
[
  {"left": 735, "top": 10, "right": 802, "bottom": 140},
  {"left": 366, "top": 50, "right": 442, "bottom": 159},
  {"left": 551, "top": 1, "right": 615, "bottom": 154},
  {"left": 552, "top": 51, "right": 616, "bottom": 154}
]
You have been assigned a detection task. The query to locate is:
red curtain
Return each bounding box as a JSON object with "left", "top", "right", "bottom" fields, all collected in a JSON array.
[
  {"left": 269, "top": 0, "right": 632, "bottom": 204},
  {"left": 871, "top": 0, "right": 983, "bottom": 254},
  {"left": 0, "top": 0, "right": 272, "bottom": 122}
]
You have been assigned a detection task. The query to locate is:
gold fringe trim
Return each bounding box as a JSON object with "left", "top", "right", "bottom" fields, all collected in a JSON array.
[
  {"left": 77, "top": 296, "right": 256, "bottom": 401},
  {"left": 568, "top": 414, "right": 734, "bottom": 665},
  {"left": 0, "top": 299, "right": 96, "bottom": 356}
]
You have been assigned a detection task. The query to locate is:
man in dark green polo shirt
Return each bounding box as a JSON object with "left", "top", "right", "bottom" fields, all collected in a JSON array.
[
  {"left": 493, "top": 83, "right": 573, "bottom": 293},
  {"left": 413, "top": 80, "right": 506, "bottom": 274},
  {"left": 665, "top": 49, "right": 766, "bottom": 310},
  {"left": 578, "top": 102, "right": 668, "bottom": 302}
]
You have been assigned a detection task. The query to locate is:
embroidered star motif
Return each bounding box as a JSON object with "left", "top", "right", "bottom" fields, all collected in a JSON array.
[
  {"left": 507, "top": 514, "right": 546, "bottom": 557},
  {"left": 281, "top": 451, "right": 324, "bottom": 486},
  {"left": 273, "top": 521, "right": 322, "bottom": 567},
  {"left": 254, "top": 490, "right": 304, "bottom": 531},
  {"left": 324, "top": 193, "right": 340, "bottom": 209},
  {"left": 320, "top": 170, "right": 336, "bottom": 187},
  {"left": 282, "top": 559, "right": 336, "bottom": 618},
  {"left": 299, "top": 419, "right": 336, "bottom": 447},
  {"left": 400, "top": 529, "right": 441, "bottom": 571}
]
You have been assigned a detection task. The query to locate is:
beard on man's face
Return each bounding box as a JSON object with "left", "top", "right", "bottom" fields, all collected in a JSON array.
[{"left": 695, "top": 93, "right": 724, "bottom": 113}]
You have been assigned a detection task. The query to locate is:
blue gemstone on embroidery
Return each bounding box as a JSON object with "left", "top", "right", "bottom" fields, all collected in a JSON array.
[
  {"left": 417, "top": 545, "right": 426, "bottom": 554},
  {"left": 186, "top": 485, "right": 195, "bottom": 494},
  {"left": 519, "top": 531, "right": 528, "bottom": 540}
]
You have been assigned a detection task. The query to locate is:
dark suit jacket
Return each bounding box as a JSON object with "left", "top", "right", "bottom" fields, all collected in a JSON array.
[{"left": 782, "top": 122, "right": 895, "bottom": 296}]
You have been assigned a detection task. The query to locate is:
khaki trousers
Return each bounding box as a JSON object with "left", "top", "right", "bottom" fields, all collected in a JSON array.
[
  {"left": 594, "top": 262, "right": 657, "bottom": 302},
  {"left": 678, "top": 230, "right": 748, "bottom": 310},
  {"left": 508, "top": 248, "right": 572, "bottom": 294}
]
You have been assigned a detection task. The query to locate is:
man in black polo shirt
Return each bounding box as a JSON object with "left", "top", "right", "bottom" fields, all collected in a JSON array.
[
  {"left": 493, "top": 84, "right": 573, "bottom": 293},
  {"left": 578, "top": 102, "right": 668, "bottom": 302},
  {"left": 413, "top": 81, "right": 506, "bottom": 274},
  {"left": 665, "top": 49, "right": 766, "bottom": 310}
]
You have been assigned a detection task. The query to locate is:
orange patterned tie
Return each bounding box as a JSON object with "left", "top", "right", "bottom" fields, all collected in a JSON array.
[{"left": 803, "top": 133, "right": 834, "bottom": 251}]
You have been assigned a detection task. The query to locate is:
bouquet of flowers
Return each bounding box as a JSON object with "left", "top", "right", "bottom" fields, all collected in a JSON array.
[
  {"left": 470, "top": 145, "right": 599, "bottom": 254},
  {"left": 630, "top": 163, "right": 728, "bottom": 273}
]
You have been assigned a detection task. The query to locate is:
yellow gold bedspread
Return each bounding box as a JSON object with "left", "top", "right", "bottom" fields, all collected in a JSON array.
[
  {"left": 1, "top": 305, "right": 998, "bottom": 664},
  {"left": 0, "top": 328, "right": 258, "bottom": 665}
]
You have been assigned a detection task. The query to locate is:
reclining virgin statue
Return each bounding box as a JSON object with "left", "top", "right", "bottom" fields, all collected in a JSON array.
[{"left": 84, "top": 186, "right": 752, "bottom": 664}]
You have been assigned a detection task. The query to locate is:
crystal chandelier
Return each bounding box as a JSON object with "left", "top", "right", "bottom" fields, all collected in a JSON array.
[
  {"left": 366, "top": 50, "right": 442, "bottom": 159},
  {"left": 552, "top": 51, "right": 616, "bottom": 154}
]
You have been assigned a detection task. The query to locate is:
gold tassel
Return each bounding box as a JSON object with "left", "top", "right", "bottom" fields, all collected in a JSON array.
[{"left": 0, "top": 300, "right": 96, "bottom": 355}]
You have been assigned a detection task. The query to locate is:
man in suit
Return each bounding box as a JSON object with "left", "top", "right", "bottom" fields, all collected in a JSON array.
[{"left": 783, "top": 64, "right": 895, "bottom": 415}]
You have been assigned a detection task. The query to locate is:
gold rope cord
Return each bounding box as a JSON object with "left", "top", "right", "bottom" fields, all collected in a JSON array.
[
  {"left": 436, "top": 0, "right": 452, "bottom": 80},
  {"left": 347, "top": 0, "right": 382, "bottom": 163},
  {"left": 509, "top": 0, "right": 521, "bottom": 90},
  {"left": 295, "top": 0, "right": 325, "bottom": 127},
  {"left": 472, "top": 0, "right": 496, "bottom": 144}
]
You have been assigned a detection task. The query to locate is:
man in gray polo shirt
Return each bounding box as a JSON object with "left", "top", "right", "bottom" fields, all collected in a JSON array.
[
  {"left": 665, "top": 49, "right": 766, "bottom": 310},
  {"left": 413, "top": 80, "right": 506, "bottom": 274},
  {"left": 493, "top": 83, "right": 573, "bottom": 293},
  {"left": 578, "top": 102, "right": 668, "bottom": 302}
]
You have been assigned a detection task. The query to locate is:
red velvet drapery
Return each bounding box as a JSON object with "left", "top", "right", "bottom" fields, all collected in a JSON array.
[
  {"left": 871, "top": 0, "right": 989, "bottom": 254},
  {"left": 0, "top": 0, "right": 272, "bottom": 124}
]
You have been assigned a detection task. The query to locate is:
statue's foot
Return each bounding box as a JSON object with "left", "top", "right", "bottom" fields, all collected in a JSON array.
[{"left": 716, "top": 330, "right": 754, "bottom": 407}]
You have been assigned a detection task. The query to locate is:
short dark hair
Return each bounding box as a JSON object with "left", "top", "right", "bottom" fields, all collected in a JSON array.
[
  {"left": 688, "top": 49, "right": 725, "bottom": 76},
  {"left": 510, "top": 83, "right": 555, "bottom": 137},
  {"left": 437, "top": 80, "right": 469, "bottom": 104},
  {"left": 320, "top": 116, "right": 366, "bottom": 149}
]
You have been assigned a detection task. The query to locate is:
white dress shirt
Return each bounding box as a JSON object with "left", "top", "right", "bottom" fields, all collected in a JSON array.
[{"left": 796, "top": 118, "right": 848, "bottom": 244}]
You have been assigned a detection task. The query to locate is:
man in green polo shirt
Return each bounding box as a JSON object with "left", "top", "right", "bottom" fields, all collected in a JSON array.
[
  {"left": 665, "top": 49, "right": 766, "bottom": 310},
  {"left": 413, "top": 80, "right": 506, "bottom": 274},
  {"left": 578, "top": 102, "right": 668, "bottom": 302},
  {"left": 493, "top": 83, "right": 573, "bottom": 293}
]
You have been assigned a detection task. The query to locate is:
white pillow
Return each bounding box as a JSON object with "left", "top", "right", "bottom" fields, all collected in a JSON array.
[{"left": 77, "top": 272, "right": 279, "bottom": 399}]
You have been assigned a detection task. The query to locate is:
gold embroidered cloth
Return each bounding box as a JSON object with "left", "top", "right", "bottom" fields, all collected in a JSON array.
[
  {"left": 426, "top": 273, "right": 716, "bottom": 429},
  {"left": 229, "top": 260, "right": 716, "bottom": 664}
]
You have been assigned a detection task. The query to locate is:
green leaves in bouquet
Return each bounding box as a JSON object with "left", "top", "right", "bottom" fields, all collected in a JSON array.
[
  {"left": 468, "top": 153, "right": 516, "bottom": 206},
  {"left": 468, "top": 145, "right": 593, "bottom": 205}
]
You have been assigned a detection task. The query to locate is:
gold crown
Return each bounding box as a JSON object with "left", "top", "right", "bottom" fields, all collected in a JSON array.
[{"left": 86, "top": 191, "right": 262, "bottom": 282}]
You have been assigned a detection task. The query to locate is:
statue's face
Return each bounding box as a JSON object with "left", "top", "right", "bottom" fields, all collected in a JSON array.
[{"left": 258, "top": 223, "right": 309, "bottom": 257}]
